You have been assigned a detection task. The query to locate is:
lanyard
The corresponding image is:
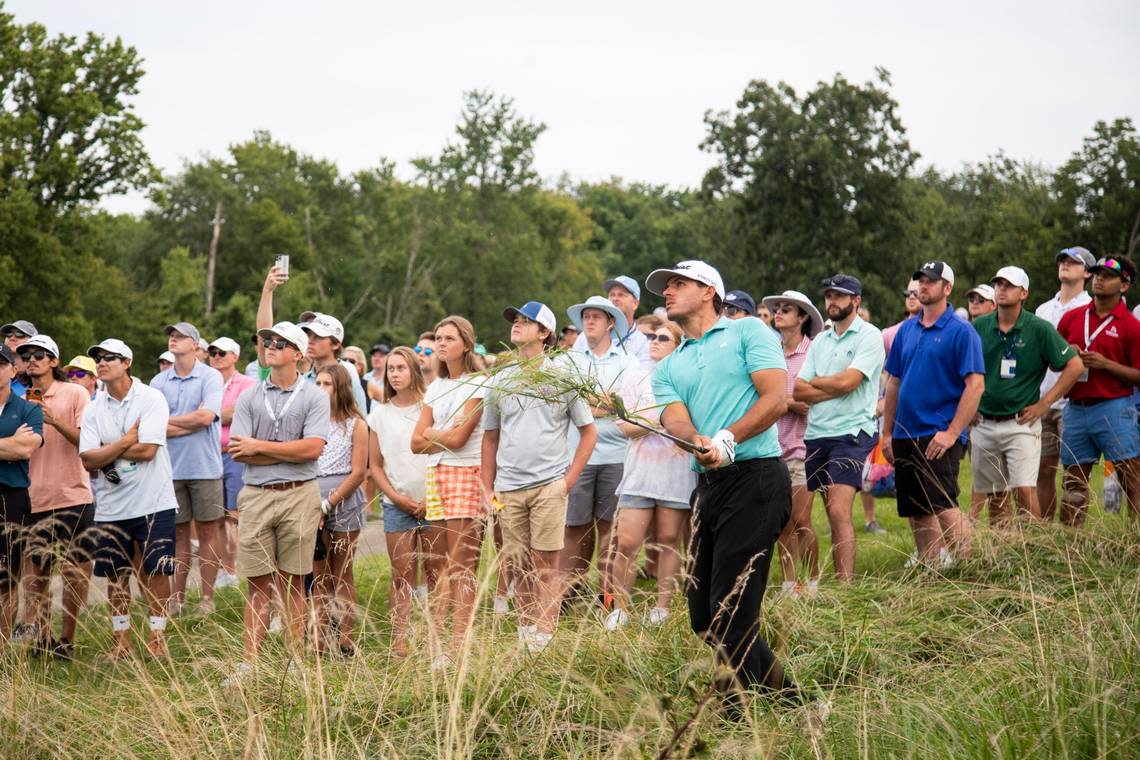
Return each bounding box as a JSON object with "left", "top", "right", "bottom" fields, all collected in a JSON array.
[
  {"left": 262, "top": 381, "right": 300, "bottom": 440},
  {"left": 999, "top": 328, "right": 1019, "bottom": 360},
  {"left": 1083, "top": 310, "right": 1114, "bottom": 351}
]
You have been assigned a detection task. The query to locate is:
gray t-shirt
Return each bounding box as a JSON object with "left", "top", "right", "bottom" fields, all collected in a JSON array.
[
  {"left": 230, "top": 373, "right": 331, "bottom": 486},
  {"left": 482, "top": 356, "right": 594, "bottom": 492}
]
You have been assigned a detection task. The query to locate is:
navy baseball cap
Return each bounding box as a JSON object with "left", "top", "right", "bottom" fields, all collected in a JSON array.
[
  {"left": 1056, "top": 246, "right": 1096, "bottom": 269},
  {"left": 819, "top": 274, "right": 863, "bottom": 296},
  {"left": 913, "top": 260, "right": 956, "bottom": 285},
  {"left": 370, "top": 343, "right": 390, "bottom": 355},
  {"left": 723, "top": 290, "right": 757, "bottom": 315},
  {"left": 503, "top": 301, "right": 556, "bottom": 333}
]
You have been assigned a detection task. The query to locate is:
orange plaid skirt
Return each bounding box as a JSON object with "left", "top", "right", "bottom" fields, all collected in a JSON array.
[{"left": 425, "top": 463, "right": 485, "bottom": 521}]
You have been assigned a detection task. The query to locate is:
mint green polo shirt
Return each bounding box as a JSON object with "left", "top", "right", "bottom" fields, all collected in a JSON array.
[
  {"left": 974, "top": 309, "right": 1076, "bottom": 417},
  {"left": 652, "top": 316, "right": 785, "bottom": 472},
  {"left": 797, "top": 316, "right": 884, "bottom": 440}
]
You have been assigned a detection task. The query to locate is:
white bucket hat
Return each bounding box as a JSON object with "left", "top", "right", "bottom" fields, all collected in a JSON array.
[{"left": 760, "top": 290, "right": 825, "bottom": 338}]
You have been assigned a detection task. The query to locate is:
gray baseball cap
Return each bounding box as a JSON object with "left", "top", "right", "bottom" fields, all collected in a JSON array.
[{"left": 164, "top": 322, "right": 202, "bottom": 343}]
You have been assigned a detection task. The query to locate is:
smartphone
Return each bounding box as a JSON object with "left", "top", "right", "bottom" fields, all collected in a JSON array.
[
  {"left": 25, "top": 387, "right": 42, "bottom": 402},
  {"left": 275, "top": 254, "right": 290, "bottom": 277}
]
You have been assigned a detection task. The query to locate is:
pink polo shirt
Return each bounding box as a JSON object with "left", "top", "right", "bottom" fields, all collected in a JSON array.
[
  {"left": 29, "top": 381, "right": 92, "bottom": 512},
  {"left": 776, "top": 336, "right": 811, "bottom": 461},
  {"left": 220, "top": 371, "right": 257, "bottom": 449}
]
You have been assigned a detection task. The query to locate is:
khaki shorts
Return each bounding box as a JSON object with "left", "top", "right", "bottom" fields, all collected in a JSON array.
[
  {"left": 783, "top": 457, "right": 807, "bottom": 488},
  {"left": 236, "top": 480, "right": 322, "bottom": 578},
  {"left": 173, "top": 478, "right": 224, "bottom": 525},
  {"left": 1040, "top": 407, "right": 1064, "bottom": 459},
  {"left": 970, "top": 417, "right": 1042, "bottom": 493},
  {"left": 497, "top": 478, "right": 568, "bottom": 555}
]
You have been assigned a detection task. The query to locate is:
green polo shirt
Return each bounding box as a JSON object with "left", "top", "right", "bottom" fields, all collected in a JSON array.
[
  {"left": 974, "top": 309, "right": 1075, "bottom": 418},
  {"left": 797, "top": 316, "right": 885, "bottom": 440},
  {"left": 652, "top": 316, "right": 785, "bottom": 472}
]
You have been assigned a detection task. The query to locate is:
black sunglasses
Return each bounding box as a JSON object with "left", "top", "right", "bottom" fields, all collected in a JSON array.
[
  {"left": 207, "top": 348, "right": 227, "bottom": 358},
  {"left": 18, "top": 349, "right": 51, "bottom": 361},
  {"left": 722, "top": 305, "right": 748, "bottom": 316},
  {"left": 967, "top": 294, "right": 989, "bottom": 304},
  {"left": 902, "top": 289, "right": 919, "bottom": 298},
  {"left": 262, "top": 338, "right": 294, "bottom": 350},
  {"left": 93, "top": 354, "right": 124, "bottom": 364},
  {"left": 648, "top": 333, "right": 675, "bottom": 343}
]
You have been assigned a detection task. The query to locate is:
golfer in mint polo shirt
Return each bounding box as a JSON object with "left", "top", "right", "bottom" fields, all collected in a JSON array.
[
  {"left": 647, "top": 259, "right": 803, "bottom": 711},
  {"left": 970, "top": 266, "right": 1083, "bottom": 524},
  {"left": 882, "top": 260, "right": 984, "bottom": 568}
]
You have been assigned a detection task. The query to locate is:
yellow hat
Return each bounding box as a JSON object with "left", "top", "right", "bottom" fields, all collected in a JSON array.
[{"left": 63, "top": 355, "right": 97, "bottom": 375}]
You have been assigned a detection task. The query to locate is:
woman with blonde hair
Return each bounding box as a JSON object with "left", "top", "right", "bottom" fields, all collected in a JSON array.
[
  {"left": 368, "top": 346, "right": 444, "bottom": 656},
  {"left": 313, "top": 363, "right": 369, "bottom": 656},
  {"left": 411, "top": 315, "right": 487, "bottom": 667}
]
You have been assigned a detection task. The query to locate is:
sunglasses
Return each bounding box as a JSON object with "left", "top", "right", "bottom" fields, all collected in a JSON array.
[
  {"left": 261, "top": 338, "right": 295, "bottom": 350},
  {"left": 67, "top": 370, "right": 92, "bottom": 380},
  {"left": 722, "top": 305, "right": 748, "bottom": 317},
  {"left": 967, "top": 294, "right": 990, "bottom": 304},
  {"left": 207, "top": 348, "right": 228, "bottom": 358},
  {"left": 18, "top": 349, "right": 51, "bottom": 361},
  {"left": 902, "top": 290, "right": 919, "bottom": 298},
  {"left": 648, "top": 333, "right": 675, "bottom": 343},
  {"left": 4, "top": 332, "right": 29, "bottom": 340},
  {"left": 93, "top": 354, "right": 124, "bottom": 364},
  {"left": 414, "top": 346, "right": 434, "bottom": 356},
  {"left": 775, "top": 304, "right": 800, "bottom": 315}
]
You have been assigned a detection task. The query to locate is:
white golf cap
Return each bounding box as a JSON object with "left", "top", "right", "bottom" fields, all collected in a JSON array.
[
  {"left": 258, "top": 321, "right": 309, "bottom": 355},
  {"left": 208, "top": 337, "right": 241, "bottom": 357},
  {"left": 992, "top": 266, "right": 1030, "bottom": 290},
  {"left": 19, "top": 334, "right": 59, "bottom": 358},
  {"left": 159, "top": 351, "right": 175, "bottom": 363},
  {"left": 86, "top": 338, "right": 134, "bottom": 362},
  {"left": 300, "top": 312, "right": 344, "bottom": 342},
  {"left": 965, "top": 284, "right": 996, "bottom": 302},
  {"left": 645, "top": 260, "right": 726, "bottom": 299}
]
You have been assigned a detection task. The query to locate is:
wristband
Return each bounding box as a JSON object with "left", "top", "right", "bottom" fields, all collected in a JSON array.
[{"left": 710, "top": 429, "right": 736, "bottom": 466}]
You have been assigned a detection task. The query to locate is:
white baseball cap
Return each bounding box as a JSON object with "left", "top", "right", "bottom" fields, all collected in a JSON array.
[
  {"left": 19, "top": 334, "right": 59, "bottom": 358},
  {"left": 208, "top": 337, "right": 241, "bottom": 357},
  {"left": 991, "top": 266, "right": 1030, "bottom": 290},
  {"left": 159, "top": 351, "right": 175, "bottom": 363},
  {"left": 965, "top": 284, "right": 996, "bottom": 302},
  {"left": 86, "top": 338, "right": 134, "bottom": 362},
  {"left": 258, "top": 321, "right": 309, "bottom": 355},
  {"left": 300, "top": 312, "right": 345, "bottom": 342},
  {"left": 645, "top": 260, "right": 726, "bottom": 299}
]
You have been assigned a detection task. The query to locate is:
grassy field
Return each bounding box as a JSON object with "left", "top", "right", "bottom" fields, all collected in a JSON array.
[{"left": 1, "top": 470, "right": 1137, "bottom": 759}]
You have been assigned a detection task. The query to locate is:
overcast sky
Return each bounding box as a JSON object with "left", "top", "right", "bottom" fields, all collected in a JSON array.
[{"left": 10, "top": 1, "right": 1140, "bottom": 215}]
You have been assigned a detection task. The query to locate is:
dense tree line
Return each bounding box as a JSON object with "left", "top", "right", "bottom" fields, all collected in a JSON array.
[{"left": 1, "top": 8, "right": 1137, "bottom": 363}]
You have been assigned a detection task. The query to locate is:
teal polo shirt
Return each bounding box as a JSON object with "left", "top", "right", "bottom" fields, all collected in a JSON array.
[
  {"left": 652, "top": 316, "right": 785, "bottom": 472},
  {"left": 974, "top": 309, "right": 1075, "bottom": 418},
  {"left": 0, "top": 393, "right": 43, "bottom": 488},
  {"left": 797, "top": 316, "right": 885, "bottom": 440}
]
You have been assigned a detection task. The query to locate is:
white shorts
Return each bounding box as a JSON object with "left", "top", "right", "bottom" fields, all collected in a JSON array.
[{"left": 970, "top": 417, "right": 1042, "bottom": 493}]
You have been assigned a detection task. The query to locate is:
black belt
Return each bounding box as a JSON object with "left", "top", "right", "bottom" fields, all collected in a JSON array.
[
  {"left": 697, "top": 457, "right": 778, "bottom": 486},
  {"left": 980, "top": 413, "right": 1017, "bottom": 423}
]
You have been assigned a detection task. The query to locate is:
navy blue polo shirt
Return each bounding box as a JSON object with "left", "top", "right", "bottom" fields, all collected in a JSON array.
[
  {"left": 0, "top": 392, "right": 44, "bottom": 488},
  {"left": 884, "top": 305, "right": 984, "bottom": 443}
]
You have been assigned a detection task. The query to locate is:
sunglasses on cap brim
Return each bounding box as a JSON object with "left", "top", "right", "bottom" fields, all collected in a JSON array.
[{"left": 1093, "top": 258, "right": 1131, "bottom": 281}]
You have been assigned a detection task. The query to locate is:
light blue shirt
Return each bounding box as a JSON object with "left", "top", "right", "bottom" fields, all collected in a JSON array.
[
  {"left": 652, "top": 316, "right": 786, "bottom": 472},
  {"left": 150, "top": 361, "right": 224, "bottom": 480},
  {"left": 798, "top": 317, "right": 885, "bottom": 440},
  {"left": 569, "top": 343, "right": 640, "bottom": 465}
]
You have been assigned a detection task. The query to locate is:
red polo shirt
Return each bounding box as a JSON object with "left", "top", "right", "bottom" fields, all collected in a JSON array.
[{"left": 1056, "top": 299, "right": 1140, "bottom": 401}]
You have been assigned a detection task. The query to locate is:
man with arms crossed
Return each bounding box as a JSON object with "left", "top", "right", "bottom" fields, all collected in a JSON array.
[
  {"left": 482, "top": 301, "right": 596, "bottom": 653},
  {"left": 647, "top": 260, "right": 803, "bottom": 710},
  {"left": 79, "top": 339, "right": 178, "bottom": 659},
  {"left": 794, "top": 274, "right": 884, "bottom": 582},
  {"left": 970, "top": 266, "right": 1083, "bottom": 524},
  {"left": 882, "top": 261, "right": 984, "bottom": 567},
  {"left": 228, "top": 322, "right": 329, "bottom": 670}
]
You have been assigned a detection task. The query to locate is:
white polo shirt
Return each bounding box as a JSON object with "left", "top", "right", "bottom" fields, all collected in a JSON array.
[
  {"left": 79, "top": 377, "right": 178, "bottom": 521},
  {"left": 1034, "top": 290, "right": 1091, "bottom": 410}
]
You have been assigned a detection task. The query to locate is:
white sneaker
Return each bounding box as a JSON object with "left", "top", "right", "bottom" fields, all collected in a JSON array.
[
  {"left": 493, "top": 595, "right": 510, "bottom": 614},
  {"left": 412, "top": 584, "right": 429, "bottom": 600},
  {"left": 940, "top": 548, "right": 955, "bottom": 568},
  {"left": 222, "top": 661, "right": 253, "bottom": 688},
  {"left": 517, "top": 624, "right": 537, "bottom": 644},
  {"left": 646, "top": 607, "right": 669, "bottom": 626},
  {"left": 267, "top": 615, "right": 284, "bottom": 635},
  {"left": 804, "top": 580, "right": 820, "bottom": 598},
  {"left": 214, "top": 570, "right": 239, "bottom": 589},
  {"left": 604, "top": 608, "right": 630, "bottom": 632},
  {"left": 527, "top": 631, "right": 553, "bottom": 653},
  {"left": 430, "top": 653, "right": 452, "bottom": 671},
  {"left": 904, "top": 551, "right": 919, "bottom": 569},
  {"left": 197, "top": 597, "right": 216, "bottom": 615},
  {"left": 780, "top": 580, "right": 800, "bottom": 599}
]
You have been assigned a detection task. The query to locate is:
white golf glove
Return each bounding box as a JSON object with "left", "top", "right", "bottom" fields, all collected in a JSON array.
[
  {"left": 320, "top": 499, "right": 331, "bottom": 516},
  {"left": 710, "top": 429, "right": 737, "bottom": 467}
]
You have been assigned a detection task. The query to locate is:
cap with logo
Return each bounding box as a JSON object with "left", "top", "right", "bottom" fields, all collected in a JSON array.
[
  {"left": 723, "top": 290, "right": 757, "bottom": 315},
  {"left": 164, "top": 322, "right": 202, "bottom": 344},
  {"left": 966, "top": 284, "right": 996, "bottom": 302},
  {"left": 1056, "top": 246, "right": 1096, "bottom": 269},
  {"left": 1090, "top": 256, "right": 1136, "bottom": 283},
  {"left": 299, "top": 312, "right": 345, "bottom": 342},
  {"left": 258, "top": 321, "right": 309, "bottom": 354},
  {"left": 913, "top": 260, "right": 956, "bottom": 286},
  {"left": 87, "top": 338, "right": 134, "bottom": 362},
  {"left": 503, "top": 301, "right": 557, "bottom": 334},
  {"left": 18, "top": 335, "right": 60, "bottom": 358},
  {"left": 1, "top": 320, "right": 37, "bottom": 338},
  {"left": 370, "top": 343, "right": 391, "bottom": 355},
  {"left": 819, "top": 274, "right": 863, "bottom": 296},
  {"left": 991, "top": 266, "right": 1029, "bottom": 290},
  {"left": 645, "top": 260, "right": 726, "bottom": 299},
  {"left": 63, "top": 355, "right": 97, "bottom": 375},
  {"left": 208, "top": 337, "right": 241, "bottom": 357},
  {"left": 602, "top": 275, "right": 641, "bottom": 301}
]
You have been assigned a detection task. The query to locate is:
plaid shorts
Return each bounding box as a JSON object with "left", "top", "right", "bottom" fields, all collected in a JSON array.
[{"left": 426, "top": 463, "right": 485, "bottom": 521}]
